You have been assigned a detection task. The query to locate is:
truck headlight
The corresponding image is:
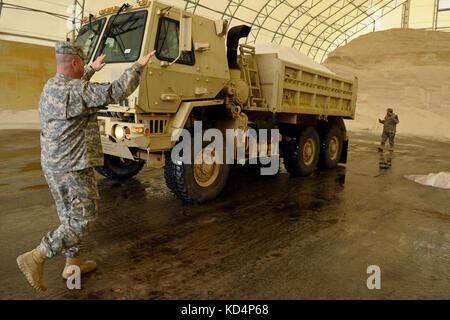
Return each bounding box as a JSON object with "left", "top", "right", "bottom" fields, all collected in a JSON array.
[{"left": 112, "top": 125, "right": 125, "bottom": 140}]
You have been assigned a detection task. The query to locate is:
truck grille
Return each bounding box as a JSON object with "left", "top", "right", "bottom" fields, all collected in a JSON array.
[{"left": 148, "top": 118, "right": 169, "bottom": 135}]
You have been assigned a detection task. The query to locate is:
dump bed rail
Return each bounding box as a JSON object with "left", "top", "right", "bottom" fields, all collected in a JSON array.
[{"left": 253, "top": 51, "right": 357, "bottom": 119}]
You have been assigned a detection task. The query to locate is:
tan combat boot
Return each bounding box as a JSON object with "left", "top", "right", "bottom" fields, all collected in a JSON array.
[
  {"left": 62, "top": 257, "right": 97, "bottom": 279},
  {"left": 377, "top": 145, "right": 384, "bottom": 152},
  {"left": 389, "top": 147, "right": 394, "bottom": 152},
  {"left": 16, "top": 246, "right": 48, "bottom": 292}
]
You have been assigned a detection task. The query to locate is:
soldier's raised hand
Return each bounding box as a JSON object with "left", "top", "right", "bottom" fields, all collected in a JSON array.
[
  {"left": 138, "top": 50, "right": 156, "bottom": 67},
  {"left": 91, "top": 54, "right": 107, "bottom": 72}
]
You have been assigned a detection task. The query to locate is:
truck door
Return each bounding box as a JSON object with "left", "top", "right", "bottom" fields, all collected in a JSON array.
[{"left": 144, "top": 11, "right": 198, "bottom": 113}]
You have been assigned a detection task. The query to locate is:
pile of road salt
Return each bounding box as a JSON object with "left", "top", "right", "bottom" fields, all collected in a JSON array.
[
  {"left": 323, "top": 28, "right": 450, "bottom": 141},
  {"left": 405, "top": 172, "right": 450, "bottom": 189}
]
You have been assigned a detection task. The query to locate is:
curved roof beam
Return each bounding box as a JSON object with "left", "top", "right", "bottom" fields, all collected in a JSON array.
[
  {"left": 183, "top": 0, "right": 358, "bottom": 53},
  {"left": 305, "top": 0, "right": 386, "bottom": 56},
  {"left": 274, "top": 0, "right": 348, "bottom": 45},
  {"left": 271, "top": 0, "right": 352, "bottom": 46},
  {"left": 182, "top": 0, "right": 325, "bottom": 52},
  {"left": 245, "top": 0, "right": 306, "bottom": 45},
  {"left": 266, "top": 1, "right": 339, "bottom": 47},
  {"left": 184, "top": 0, "right": 201, "bottom": 12},
  {"left": 220, "top": 0, "right": 245, "bottom": 22},
  {"left": 316, "top": 0, "right": 407, "bottom": 62},
  {"left": 291, "top": 0, "right": 399, "bottom": 61},
  {"left": 265, "top": 0, "right": 309, "bottom": 43},
  {"left": 223, "top": 0, "right": 314, "bottom": 44},
  {"left": 316, "top": 0, "right": 406, "bottom": 61},
  {"left": 181, "top": 0, "right": 406, "bottom": 63}
]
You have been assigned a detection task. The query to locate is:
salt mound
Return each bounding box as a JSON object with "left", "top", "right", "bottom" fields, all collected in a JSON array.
[
  {"left": 323, "top": 28, "right": 450, "bottom": 141},
  {"left": 255, "top": 43, "right": 335, "bottom": 74},
  {"left": 405, "top": 172, "right": 450, "bottom": 189},
  {"left": 327, "top": 28, "right": 450, "bottom": 58}
]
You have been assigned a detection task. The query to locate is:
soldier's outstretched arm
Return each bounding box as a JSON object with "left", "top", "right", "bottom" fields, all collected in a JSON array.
[
  {"left": 78, "top": 51, "right": 156, "bottom": 109},
  {"left": 82, "top": 65, "right": 95, "bottom": 82},
  {"left": 82, "top": 54, "right": 107, "bottom": 82}
]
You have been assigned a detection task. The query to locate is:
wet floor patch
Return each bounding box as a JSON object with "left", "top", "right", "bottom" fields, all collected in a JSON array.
[
  {"left": 19, "top": 162, "right": 41, "bottom": 172},
  {"left": 19, "top": 184, "right": 48, "bottom": 192},
  {"left": 0, "top": 149, "right": 40, "bottom": 163},
  {"left": 0, "top": 144, "right": 40, "bottom": 151}
]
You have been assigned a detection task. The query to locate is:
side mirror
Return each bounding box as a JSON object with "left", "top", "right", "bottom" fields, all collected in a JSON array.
[
  {"left": 215, "top": 20, "right": 229, "bottom": 37},
  {"left": 165, "top": 14, "right": 192, "bottom": 67},
  {"left": 180, "top": 16, "right": 192, "bottom": 52}
]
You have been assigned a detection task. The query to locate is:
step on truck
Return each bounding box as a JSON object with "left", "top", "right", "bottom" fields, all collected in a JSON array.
[{"left": 75, "top": 0, "right": 358, "bottom": 204}]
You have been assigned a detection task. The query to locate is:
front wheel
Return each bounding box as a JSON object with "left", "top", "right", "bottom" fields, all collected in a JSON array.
[
  {"left": 164, "top": 140, "right": 230, "bottom": 204},
  {"left": 95, "top": 154, "right": 145, "bottom": 180}
]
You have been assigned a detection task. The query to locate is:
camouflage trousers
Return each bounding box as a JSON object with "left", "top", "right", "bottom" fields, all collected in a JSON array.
[
  {"left": 381, "top": 131, "right": 396, "bottom": 147},
  {"left": 40, "top": 166, "right": 99, "bottom": 259}
]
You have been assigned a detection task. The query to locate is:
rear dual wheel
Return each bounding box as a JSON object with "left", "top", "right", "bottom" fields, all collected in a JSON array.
[
  {"left": 319, "top": 125, "right": 343, "bottom": 169},
  {"left": 283, "top": 125, "right": 343, "bottom": 176},
  {"left": 283, "top": 126, "right": 320, "bottom": 177}
]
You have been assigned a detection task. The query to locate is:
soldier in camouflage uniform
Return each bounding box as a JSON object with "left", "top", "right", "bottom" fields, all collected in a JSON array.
[
  {"left": 378, "top": 108, "right": 399, "bottom": 152},
  {"left": 16, "top": 41, "right": 155, "bottom": 292}
]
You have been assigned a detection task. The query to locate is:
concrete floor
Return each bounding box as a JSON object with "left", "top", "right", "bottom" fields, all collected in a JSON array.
[{"left": 0, "top": 130, "right": 448, "bottom": 300}]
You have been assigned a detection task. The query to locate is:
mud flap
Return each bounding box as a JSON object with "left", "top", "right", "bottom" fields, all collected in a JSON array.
[{"left": 339, "top": 139, "right": 349, "bottom": 164}]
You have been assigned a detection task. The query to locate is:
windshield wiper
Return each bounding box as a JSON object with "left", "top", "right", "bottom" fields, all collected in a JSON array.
[
  {"left": 88, "top": 14, "right": 94, "bottom": 32},
  {"left": 97, "top": 3, "right": 130, "bottom": 55}
]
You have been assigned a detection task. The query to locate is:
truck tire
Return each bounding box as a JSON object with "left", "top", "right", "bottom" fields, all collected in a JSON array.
[
  {"left": 164, "top": 140, "right": 230, "bottom": 204},
  {"left": 95, "top": 154, "right": 145, "bottom": 180},
  {"left": 283, "top": 126, "right": 320, "bottom": 177},
  {"left": 319, "top": 125, "right": 343, "bottom": 169}
]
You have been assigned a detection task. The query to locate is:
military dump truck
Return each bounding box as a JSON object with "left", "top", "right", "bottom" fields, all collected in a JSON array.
[{"left": 75, "top": 0, "right": 357, "bottom": 204}]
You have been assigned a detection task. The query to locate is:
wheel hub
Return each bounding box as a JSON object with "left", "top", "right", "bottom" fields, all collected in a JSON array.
[
  {"left": 328, "top": 136, "right": 339, "bottom": 161},
  {"left": 302, "top": 138, "right": 316, "bottom": 166},
  {"left": 194, "top": 147, "right": 220, "bottom": 187}
]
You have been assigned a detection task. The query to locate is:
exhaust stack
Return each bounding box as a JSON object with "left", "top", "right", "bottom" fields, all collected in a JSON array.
[{"left": 226, "top": 25, "right": 251, "bottom": 70}]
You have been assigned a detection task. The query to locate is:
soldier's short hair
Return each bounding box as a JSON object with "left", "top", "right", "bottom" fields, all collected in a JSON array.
[
  {"left": 55, "top": 41, "right": 88, "bottom": 60},
  {"left": 387, "top": 108, "right": 393, "bottom": 112}
]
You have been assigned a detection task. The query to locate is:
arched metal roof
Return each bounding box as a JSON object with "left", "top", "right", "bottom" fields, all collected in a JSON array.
[{"left": 182, "top": 0, "right": 407, "bottom": 62}]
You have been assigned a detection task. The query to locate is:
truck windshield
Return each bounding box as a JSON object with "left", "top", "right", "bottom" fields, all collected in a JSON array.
[
  {"left": 94, "top": 11, "right": 148, "bottom": 63},
  {"left": 75, "top": 18, "right": 106, "bottom": 63}
]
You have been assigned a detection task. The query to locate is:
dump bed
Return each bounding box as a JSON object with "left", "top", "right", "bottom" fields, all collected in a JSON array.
[{"left": 255, "top": 52, "right": 357, "bottom": 119}]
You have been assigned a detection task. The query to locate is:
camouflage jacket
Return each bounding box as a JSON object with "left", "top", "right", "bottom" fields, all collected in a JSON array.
[
  {"left": 381, "top": 113, "right": 399, "bottom": 133},
  {"left": 39, "top": 63, "right": 143, "bottom": 172}
]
